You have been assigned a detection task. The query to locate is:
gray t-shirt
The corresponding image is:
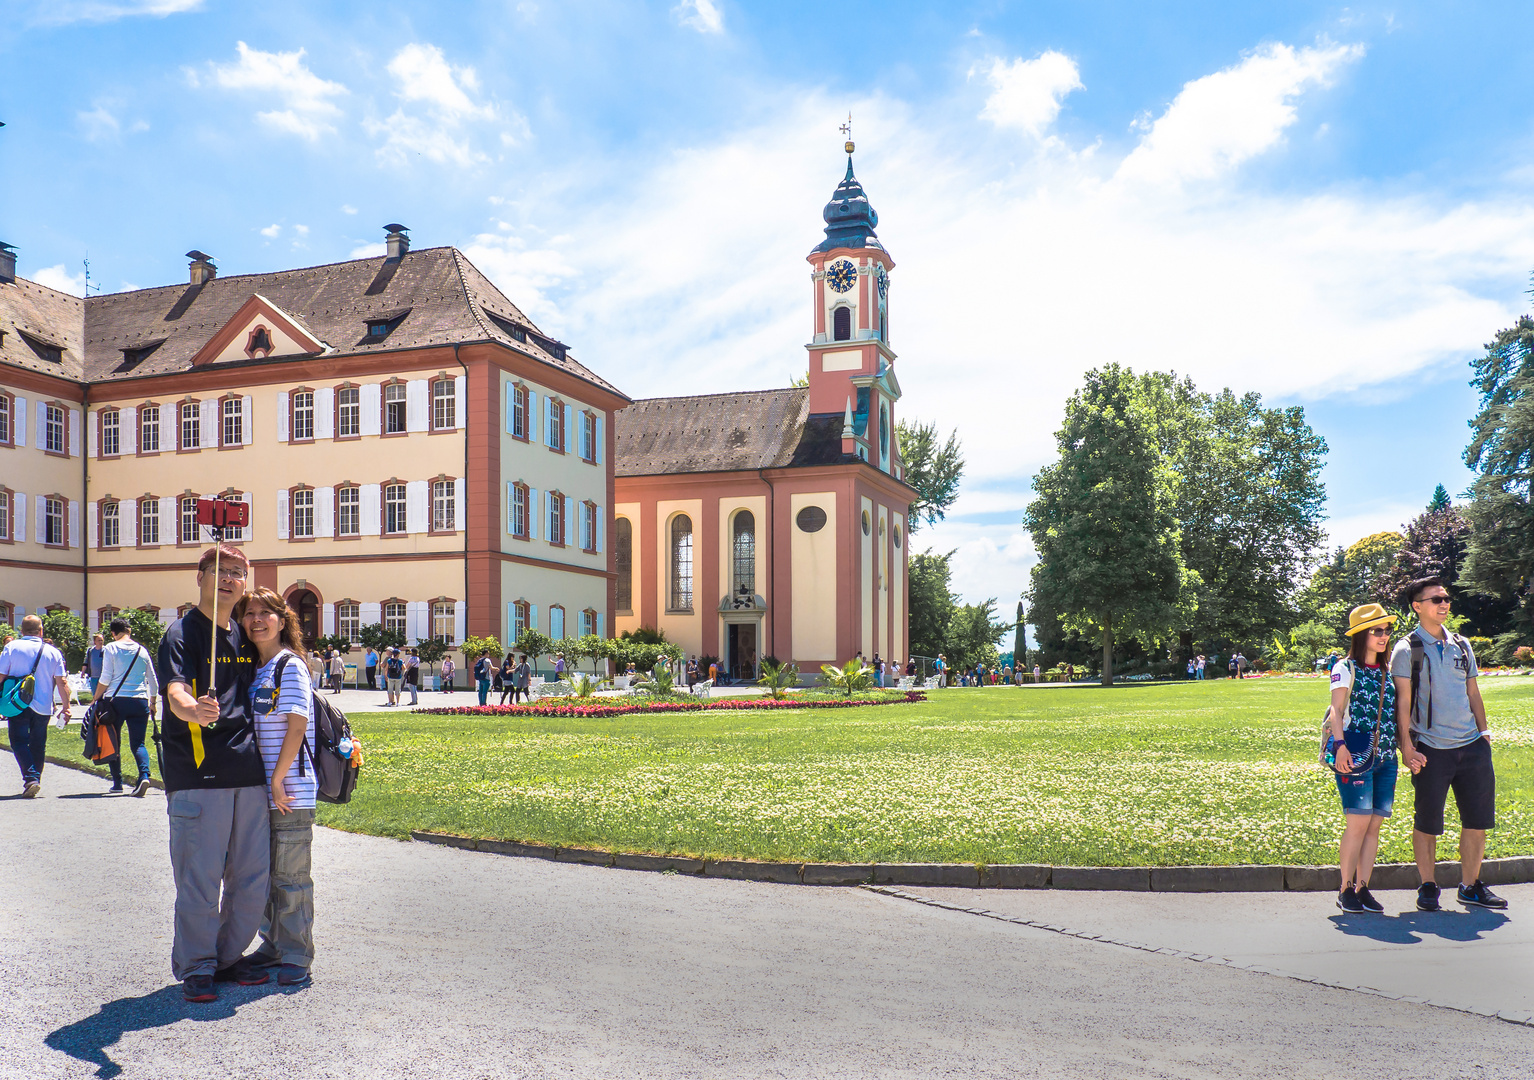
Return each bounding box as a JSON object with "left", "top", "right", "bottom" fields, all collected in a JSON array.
[{"left": 1389, "top": 627, "right": 1481, "bottom": 749}]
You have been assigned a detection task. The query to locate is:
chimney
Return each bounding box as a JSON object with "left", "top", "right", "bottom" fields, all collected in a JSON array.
[
  {"left": 186, "top": 250, "right": 217, "bottom": 286},
  {"left": 0, "top": 242, "right": 15, "bottom": 284},
  {"left": 383, "top": 224, "right": 410, "bottom": 260}
]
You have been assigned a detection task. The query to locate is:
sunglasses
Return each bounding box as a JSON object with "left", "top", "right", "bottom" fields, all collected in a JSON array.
[
  {"left": 1416, "top": 595, "right": 1452, "bottom": 606},
  {"left": 1366, "top": 626, "right": 1391, "bottom": 636}
]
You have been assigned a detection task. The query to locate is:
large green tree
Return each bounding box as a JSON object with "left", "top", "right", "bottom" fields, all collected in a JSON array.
[
  {"left": 907, "top": 549, "right": 957, "bottom": 659},
  {"left": 1462, "top": 312, "right": 1534, "bottom": 632},
  {"left": 1025, "top": 365, "right": 1196, "bottom": 686},
  {"left": 946, "top": 600, "right": 1010, "bottom": 672},
  {"left": 895, "top": 418, "right": 964, "bottom": 530}
]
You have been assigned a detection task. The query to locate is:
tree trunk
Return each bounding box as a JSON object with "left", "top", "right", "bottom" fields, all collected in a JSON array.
[{"left": 1100, "top": 614, "right": 1114, "bottom": 688}]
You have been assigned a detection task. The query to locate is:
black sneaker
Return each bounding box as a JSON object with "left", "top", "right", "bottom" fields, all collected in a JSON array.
[
  {"left": 108, "top": 784, "right": 124, "bottom": 793},
  {"left": 1356, "top": 885, "right": 1385, "bottom": 913},
  {"left": 183, "top": 975, "right": 216, "bottom": 1003},
  {"left": 1458, "top": 880, "right": 1509, "bottom": 910},
  {"left": 1417, "top": 881, "right": 1441, "bottom": 912},
  {"left": 241, "top": 950, "right": 281, "bottom": 969},
  {"left": 1337, "top": 885, "right": 1364, "bottom": 913},
  {"left": 214, "top": 959, "right": 270, "bottom": 986},
  {"left": 277, "top": 964, "right": 312, "bottom": 987},
  {"left": 132, "top": 777, "right": 151, "bottom": 797}
]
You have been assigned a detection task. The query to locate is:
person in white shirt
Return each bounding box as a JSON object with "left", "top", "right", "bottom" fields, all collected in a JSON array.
[
  {"left": 91, "top": 617, "right": 160, "bottom": 796},
  {"left": 1, "top": 615, "right": 71, "bottom": 798},
  {"left": 235, "top": 586, "right": 319, "bottom": 988}
]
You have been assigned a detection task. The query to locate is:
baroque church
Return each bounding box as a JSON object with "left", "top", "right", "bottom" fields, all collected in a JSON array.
[{"left": 0, "top": 143, "right": 912, "bottom": 678}]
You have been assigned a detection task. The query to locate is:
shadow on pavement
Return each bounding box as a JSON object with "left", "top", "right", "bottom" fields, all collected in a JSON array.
[
  {"left": 45, "top": 982, "right": 287, "bottom": 1078},
  {"left": 1329, "top": 908, "right": 1511, "bottom": 944}
]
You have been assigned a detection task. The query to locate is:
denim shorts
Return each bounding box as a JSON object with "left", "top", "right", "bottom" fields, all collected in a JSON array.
[{"left": 1335, "top": 755, "right": 1397, "bottom": 817}]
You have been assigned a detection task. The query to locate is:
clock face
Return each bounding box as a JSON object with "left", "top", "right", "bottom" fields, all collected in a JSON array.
[
  {"left": 826, "top": 259, "right": 857, "bottom": 293},
  {"left": 875, "top": 265, "right": 888, "bottom": 299}
]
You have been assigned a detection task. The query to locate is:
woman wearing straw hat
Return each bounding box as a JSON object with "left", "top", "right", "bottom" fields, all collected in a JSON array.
[{"left": 1325, "top": 603, "right": 1404, "bottom": 914}]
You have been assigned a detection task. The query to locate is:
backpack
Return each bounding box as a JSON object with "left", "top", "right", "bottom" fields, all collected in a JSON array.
[
  {"left": 273, "top": 655, "right": 360, "bottom": 805},
  {"left": 1408, "top": 631, "right": 1472, "bottom": 730},
  {"left": 0, "top": 641, "right": 46, "bottom": 719},
  {"left": 385, "top": 656, "right": 404, "bottom": 678}
]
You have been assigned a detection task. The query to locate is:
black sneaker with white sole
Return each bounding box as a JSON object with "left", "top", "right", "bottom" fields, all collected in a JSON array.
[
  {"left": 1458, "top": 880, "right": 1509, "bottom": 910},
  {"left": 1356, "top": 885, "right": 1385, "bottom": 913},
  {"left": 1336, "top": 885, "right": 1364, "bottom": 913},
  {"left": 1417, "top": 881, "right": 1441, "bottom": 911},
  {"left": 132, "top": 777, "right": 152, "bottom": 797}
]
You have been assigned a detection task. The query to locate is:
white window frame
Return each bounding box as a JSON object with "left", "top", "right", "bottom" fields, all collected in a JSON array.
[
  {"left": 102, "top": 501, "right": 120, "bottom": 548},
  {"left": 180, "top": 496, "right": 198, "bottom": 543},
  {"left": 44, "top": 496, "right": 65, "bottom": 546},
  {"left": 140, "top": 406, "right": 159, "bottom": 453},
  {"left": 432, "top": 601, "right": 455, "bottom": 644},
  {"left": 384, "top": 383, "right": 408, "bottom": 435},
  {"left": 384, "top": 601, "right": 408, "bottom": 638},
  {"left": 222, "top": 397, "right": 243, "bottom": 447},
  {"left": 384, "top": 484, "right": 407, "bottom": 534},
  {"left": 101, "top": 410, "right": 120, "bottom": 457},
  {"left": 337, "top": 387, "right": 360, "bottom": 437},
  {"left": 291, "top": 390, "right": 315, "bottom": 441},
  {"left": 291, "top": 488, "right": 315, "bottom": 538},
  {"left": 140, "top": 498, "right": 159, "bottom": 546},
  {"left": 432, "top": 380, "right": 455, "bottom": 431},
  {"left": 180, "top": 402, "right": 200, "bottom": 449},
  {"left": 45, "top": 404, "right": 66, "bottom": 454},
  {"left": 432, "top": 479, "right": 455, "bottom": 532},
  {"left": 339, "top": 602, "right": 360, "bottom": 642},
  {"left": 337, "top": 486, "right": 360, "bottom": 537}
]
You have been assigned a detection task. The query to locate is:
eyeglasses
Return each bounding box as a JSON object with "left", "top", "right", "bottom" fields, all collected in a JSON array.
[
  {"left": 1417, "top": 595, "right": 1451, "bottom": 606},
  {"left": 212, "top": 567, "right": 247, "bottom": 580}
]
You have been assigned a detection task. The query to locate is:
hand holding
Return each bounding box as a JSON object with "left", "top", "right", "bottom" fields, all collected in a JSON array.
[
  {"left": 1332, "top": 744, "right": 1354, "bottom": 774},
  {"left": 193, "top": 694, "right": 220, "bottom": 727},
  {"left": 1404, "top": 747, "right": 1427, "bottom": 774}
]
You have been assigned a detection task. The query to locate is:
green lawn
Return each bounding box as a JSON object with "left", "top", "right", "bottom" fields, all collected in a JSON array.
[{"left": 16, "top": 678, "right": 1534, "bottom": 866}]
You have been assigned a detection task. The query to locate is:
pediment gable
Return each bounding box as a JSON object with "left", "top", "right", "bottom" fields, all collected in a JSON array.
[{"left": 189, "top": 293, "right": 326, "bottom": 367}]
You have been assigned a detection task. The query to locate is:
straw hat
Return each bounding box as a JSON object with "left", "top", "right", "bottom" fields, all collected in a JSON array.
[{"left": 1346, "top": 603, "right": 1396, "bottom": 638}]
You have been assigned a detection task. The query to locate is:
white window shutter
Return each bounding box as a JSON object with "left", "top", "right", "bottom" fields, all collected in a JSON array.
[
  {"left": 360, "top": 384, "right": 381, "bottom": 436},
  {"left": 12, "top": 492, "right": 23, "bottom": 543},
  {"left": 315, "top": 387, "right": 335, "bottom": 439},
  {"left": 238, "top": 492, "right": 252, "bottom": 542},
  {"left": 505, "top": 386, "right": 514, "bottom": 434},
  {"left": 453, "top": 600, "right": 466, "bottom": 644},
  {"left": 454, "top": 375, "right": 466, "bottom": 428},
  {"left": 126, "top": 499, "right": 138, "bottom": 547},
  {"left": 405, "top": 380, "right": 428, "bottom": 432},
  {"left": 35, "top": 405, "right": 46, "bottom": 449},
  {"left": 89, "top": 610, "right": 99, "bottom": 633},
  {"left": 360, "top": 601, "right": 382, "bottom": 626},
  {"left": 68, "top": 409, "right": 80, "bottom": 457},
  {"left": 596, "top": 507, "right": 604, "bottom": 553},
  {"left": 35, "top": 496, "right": 45, "bottom": 544},
  {"left": 88, "top": 501, "right": 98, "bottom": 548},
  {"left": 595, "top": 416, "right": 604, "bottom": 464},
  {"left": 170, "top": 406, "right": 180, "bottom": 451},
  {"left": 276, "top": 391, "right": 289, "bottom": 442},
  {"left": 201, "top": 399, "right": 216, "bottom": 448},
  {"left": 159, "top": 497, "right": 176, "bottom": 539},
  {"left": 506, "top": 482, "right": 515, "bottom": 533},
  {"left": 507, "top": 602, "right": 517, "bottom": 643},
  {"left": 322, "top": 603, "right": 336, "bottom": 637},
  {"left": 544, "top": 490, "right": 552, "bottom": 539},
  {"left": 240, "top": 396, "right": 252, "bottom": 444},
  {"left": 528, "top": 488, "right": 539, "bottom": 539},
  {"left": 565, "top": 496, "right": 575, "bottom": 543},
  {"left": 406, "top": 480, "right": 428, "bottom": 533},
  {"left": 546, "top": 398, "right": 556, "bottom": 447},
  {"left": 68, "top": 501, "right": 80, "bottom": 547},
  {"left": 123, "top": 406, "right": 137, "bottom": 453},
  {"left": 564, "top": 404, "right": 573, "bottom": 450},
  {"left": 13, "top": 397, "right": 24, "bottom": 446},
  {"left": 527, "top": 391, "right": 538, "bottom": 441},
  {"left": 453, "top": 478, "right": 465, "bottom": 530},
  {"left": 529, "top": 604, "right": 538, "bottom": 633},
  {"left": 89, "top": 411, "right": 99, "bottom": 459},
  {"left": 360, "top": 484, "right": 381, "bottom": 535},
  {"left": 277, "top": 489, "right": 290, "bottom": 540},
  {"left": 597, "top": 613, "right": 605, "bottom": 638},
  {"left": 317, "top": 486, "right": 335, "bottom": 538}
]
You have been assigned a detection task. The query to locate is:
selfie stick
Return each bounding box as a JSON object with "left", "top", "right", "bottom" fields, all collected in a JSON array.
[{"left": 208, "top": 523, "right": 222, "bottom": 694}]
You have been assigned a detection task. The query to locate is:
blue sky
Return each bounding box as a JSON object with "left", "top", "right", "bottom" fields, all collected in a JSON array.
[{"left": 5, "top": 1, "right": 1534, "bottom": 622}]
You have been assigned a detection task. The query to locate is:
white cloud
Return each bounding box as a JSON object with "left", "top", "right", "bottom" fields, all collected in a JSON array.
[
  {"left": 204, "top": 41, "right": 348, "bottom": 142},
  {"left": 341, "top": 204, "right": 358, "bottom": 215},
  {"left": 978, "top": 51, "right": 1082, "bottom": 137},
  {"left": 23, "top": 0, "right": 200, "bottom": 25},
  {"left": 674, "top": 0, "right": 724, "bottom": 34},
  {"left": 32, "top": 265, "right": 87, "bottom": 296},
  {"left": 386, "top": 43, "right": 492, "bottom": 120},
  {"left": 295, "top": 224, "right": 310, "bottom": 236},
  {"left": 77, "top": 104, "right": 121, "bottom": 141},
  {"left": 349, "top": 242, "right": 385, "bottom": 258},
  {"left": 516, "top": 2, "right": 539, "bottom": 20},
  {"left": 1117, "top": 41, "right": 1364, "bottom": 186},
  {"left": 259, "top": 223, "right": 281, "bottom": 238},
  {"left": 367, "top": 114, "right": 487, "bottom": 167}
]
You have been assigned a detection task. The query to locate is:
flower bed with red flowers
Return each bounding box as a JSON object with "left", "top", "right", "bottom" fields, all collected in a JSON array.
[{"left": 413, "top": 691, "right": 926, "bottom": 718}]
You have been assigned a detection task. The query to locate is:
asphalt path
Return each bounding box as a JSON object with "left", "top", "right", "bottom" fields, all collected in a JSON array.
[{"left": 3, "top": 765, "right": 1532, "bottom": 1079}]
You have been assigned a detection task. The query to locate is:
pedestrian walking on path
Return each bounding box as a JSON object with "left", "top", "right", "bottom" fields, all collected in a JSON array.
[
  {"left": 1, "top": 615, "right": 71, "bottom": 798},
  {"left": 441, "top": 655, "right": 455, "bottom": 694},
  {"left": 1325, "top": 604, "right": 1401, "bottom": 915},
  {"left": 91, "top": 617, "right": 159, "bottom": 796},
  {"left": 364, "top": 647, "right": 378, "bottom": 691},
  {"left": 499, "top": 653, "right": 516, "bottom": 705},
  {"left": 474, "top": 652, "right": 493, "bottom": 706},
  {"left": 1391, "top": 576, "right": 1509, "bottom": 913},
  {"left": 83, "top": 634, "right": 105, "bottom": 695},
  {"left": 513, "top": 654, "right": 531, "bottom": 704},
  {"left": 155, "top": 544, "right": 272, "bottom": 1002},
  {"left": 383, "top": 648, "right": 404, "bottom": 707},
  {"left": 235, "top": 586, "right": 320, "bottom": 988},
  {"left": 405, "top": 648, "right": 421, "bottom": 705}
]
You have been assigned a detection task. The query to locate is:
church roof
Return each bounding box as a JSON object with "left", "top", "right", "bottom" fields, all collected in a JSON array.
[
  {"left": 614, "top": 387, "right": 847, "bottom": 475},
  {"left": 812, "top": 157, "right": 884, "bottom": 255},
  {"left": 3, "top": 247, "right": 622, "bottom": 399}
]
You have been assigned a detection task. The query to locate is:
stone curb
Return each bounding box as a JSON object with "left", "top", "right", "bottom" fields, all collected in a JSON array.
[
  {"left": 406, "top": 831, "right": 1534, "bottom": 893},
  {"left": 862, "top": 885, "right": 1534, "bottom": 1030},
  {"left": 0, "top": 741, "right": 166, "bottom": 792}
]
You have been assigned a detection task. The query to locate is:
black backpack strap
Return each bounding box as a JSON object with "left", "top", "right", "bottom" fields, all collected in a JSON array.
[
  {"left": 1409, "top": 634, "right": 1428, "bottom": 729},
  {"left": 271, "top": 654, "right": 310, "bottom": 777}
]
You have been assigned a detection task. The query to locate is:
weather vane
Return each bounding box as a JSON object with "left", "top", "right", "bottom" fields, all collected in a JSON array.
[{"left": 840, "top": 113, "right": 854, "bottom": 155}]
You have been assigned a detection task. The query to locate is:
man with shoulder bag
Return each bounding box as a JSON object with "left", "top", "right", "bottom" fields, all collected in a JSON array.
[
  {"left": 1390, "top": 577, "right": 1508, "bottom": 912},
  {"left": 90, "top": 617, "right": 160, "bottom": 795},
  {"left": 0, "top": 615, "right": 72, "bottom": 798}
]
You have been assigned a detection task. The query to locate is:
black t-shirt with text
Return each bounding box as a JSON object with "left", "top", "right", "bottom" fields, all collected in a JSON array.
[{"left": 155, "top": 607, "right": 265, "bottom": 792}]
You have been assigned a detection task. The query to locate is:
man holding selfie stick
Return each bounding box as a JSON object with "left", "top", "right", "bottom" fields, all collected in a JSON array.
[{"left": 156, "top": 500, "right": 270, "bottom": 1003}]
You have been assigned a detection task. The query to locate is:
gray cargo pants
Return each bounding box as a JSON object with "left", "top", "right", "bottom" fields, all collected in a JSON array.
[
  {"left": 258, "top": 808, "right": 315, "bottom": 969},
  {"left": 167, "top": 786, "right": 271, "bottom": 980}
]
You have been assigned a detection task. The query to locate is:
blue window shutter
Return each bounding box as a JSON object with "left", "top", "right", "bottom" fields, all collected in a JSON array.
[
  {"left": 564, "top": 404, "right": 574, "bottom": 450},
  {"left": 597, "top": 613, "right": 605, "bottom": 638},
  {"left": 530, "top": 604, "right": 539, "bottom": 632},
  {"left": 507, "top": 602, "right": 516, "bottom": 643},
  {"left": 528, "top": 390, "right": 538, "bottom": 441},
  {"left": 528, "top": 488, "right": 539, "bottom": 539},
  {"left": 595, "top": 416, "right": 604, "bottom": 463},
  {"left": 505, "top": 482, "right": 514, "bottom": 533},
  {"left": 596, "top": 507, "right": 604, "bottom": 552},
  {"left": 505, "top": 386, "right": 513, "bottom": 434}
]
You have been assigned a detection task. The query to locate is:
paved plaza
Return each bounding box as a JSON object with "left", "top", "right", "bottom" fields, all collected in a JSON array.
[{"left": 2, "top": 764, "right": 1531, "bottom": 1079}]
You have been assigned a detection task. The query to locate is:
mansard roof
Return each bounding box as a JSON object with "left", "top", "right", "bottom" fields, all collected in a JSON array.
[
  {"left": 614, "top": 387, "right": 847, "bottom": 475},
  {"left": 0, "top": 275, "right": 86, "bottom": 382},
  {"left": 2, "top": 247, "right": 622, "bottom": 399}
]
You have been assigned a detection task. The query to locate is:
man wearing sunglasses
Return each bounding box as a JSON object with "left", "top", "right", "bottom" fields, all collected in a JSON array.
[{"left": 1389, "top": 576, "right": 1506, "bottom": 911}]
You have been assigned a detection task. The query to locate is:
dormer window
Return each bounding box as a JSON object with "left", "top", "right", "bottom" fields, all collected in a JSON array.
[
  {"left": 366, "top": 319, "right": 394, "bottom": 339},
  {"left": 482, "top": 307, "right": 527, "bottom": 343},
  {"left": 361, "top": 308, "right": 410, "bottom": 343},
  {"left": 21, "top": 332, "right": 62, "bottom": 364},
  {"left": 245, "top": 326, "right": 274, "bottom": 358},
  {"left": 117, "top": 340, "right": 163, "bottom": 372}
]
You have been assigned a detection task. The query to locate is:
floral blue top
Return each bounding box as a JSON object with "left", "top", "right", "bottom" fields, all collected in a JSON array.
[{"left": 1328, "top": 659, "right": 1398, "bottom": 766}]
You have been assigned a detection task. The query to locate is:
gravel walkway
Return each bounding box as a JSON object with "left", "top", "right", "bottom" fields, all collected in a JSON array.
[{"left": 3, "top": 765, "right": 1530, "bottom": 1078}]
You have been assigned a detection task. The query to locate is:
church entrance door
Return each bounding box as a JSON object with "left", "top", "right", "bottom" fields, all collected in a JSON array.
[{"left": 728, "top": 622, "right": 758, "bottom": 682}]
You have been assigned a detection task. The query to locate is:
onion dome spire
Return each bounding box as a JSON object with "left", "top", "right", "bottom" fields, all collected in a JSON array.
[{"left": 813, "top": 116, "right": 884, "bottom": 254}]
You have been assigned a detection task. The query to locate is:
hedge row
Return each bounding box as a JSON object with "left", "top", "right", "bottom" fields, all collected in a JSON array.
[{"left": 412, "top": 692, "right": 927, "bottom": 718}]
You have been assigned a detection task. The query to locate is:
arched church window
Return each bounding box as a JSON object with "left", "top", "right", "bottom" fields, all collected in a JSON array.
[
  {"left": 833, "top": 306, "right": 852, "bottom": 342},
  {"left": 732, "top": 511, "right": 755, "bottom": 596},
  {"left": 880, "top": 404, "right": 889, "bottom": 459},
  {"left": 615, "top": 517, "right": 633, "bottom": 613},
  {"left": 669, "top": 514, "right": 693, "bottom": 612}
]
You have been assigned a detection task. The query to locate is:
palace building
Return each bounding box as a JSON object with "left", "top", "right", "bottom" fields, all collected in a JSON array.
[{"left": 0, "top": 147, "right": 912, "bottom": 675}]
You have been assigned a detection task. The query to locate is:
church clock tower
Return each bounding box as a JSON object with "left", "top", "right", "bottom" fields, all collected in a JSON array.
[{"left": 806, "top": 129, "right": 903, "bottom": 478}]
